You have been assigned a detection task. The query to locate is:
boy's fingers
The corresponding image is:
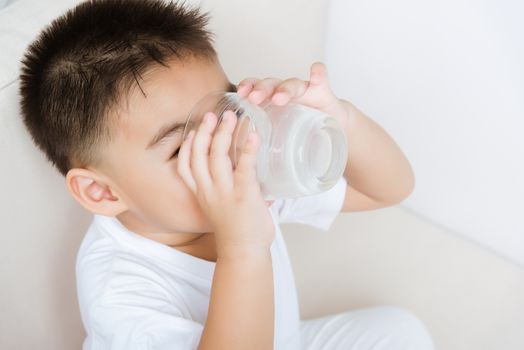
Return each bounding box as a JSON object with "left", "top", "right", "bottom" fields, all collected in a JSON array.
[
  {"left": 190, "top": 112, "right": 216, "bottom": 192},
  {"left": 234, "top": 130, "right": 261, "bottom": 192},
  {"left": 176, "top": 130, "right": 197, "bottom": 193},
  {"left": 248, "top": 77, "right": 282, "bottom": 105},
  {"left": 237, "top": 77, "right": 259, "bottom": 97},
  {"left": 272, "top": 78, "right": 309, "bottom": 105},
  {"left": 209, "top": 110, "right": 236, "bottom": 191}
]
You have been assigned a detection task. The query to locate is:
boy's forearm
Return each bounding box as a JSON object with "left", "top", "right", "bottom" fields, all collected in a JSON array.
[
  {"left": 339, "top": 99, "right": 416, "bottom": 203},
  {"left": 198, "top": 249, "right": 274, "bottom": 350}
]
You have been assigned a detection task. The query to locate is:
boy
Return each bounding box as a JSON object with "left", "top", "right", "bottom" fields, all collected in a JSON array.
[{"left": 19, "top": 0, "right": 434, "bottom": 349}]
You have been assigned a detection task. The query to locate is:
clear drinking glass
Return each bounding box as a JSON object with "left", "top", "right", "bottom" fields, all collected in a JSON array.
[{"left": 182, "top": 91, "right": 348, "bottom": 200}]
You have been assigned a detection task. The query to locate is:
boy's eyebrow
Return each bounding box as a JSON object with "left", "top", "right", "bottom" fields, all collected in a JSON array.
[
  {"left": 146, "top": 121, "right": 187, "bottom": 150},
  {"left": 146, "top": 82, "right": 238, "bottom": 150}
]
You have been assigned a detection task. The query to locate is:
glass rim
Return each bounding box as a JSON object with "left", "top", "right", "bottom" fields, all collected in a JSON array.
[{"left": 182, "top": 91, "right": 241, "bottom": 141}]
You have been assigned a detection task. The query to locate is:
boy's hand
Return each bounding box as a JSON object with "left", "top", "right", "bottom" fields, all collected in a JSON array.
[
  {"left": 237, "top": 61, "right": 349, "bottom": 130},
  {"left": 177, "top": 110, "right": 275, "bottom": 258}
]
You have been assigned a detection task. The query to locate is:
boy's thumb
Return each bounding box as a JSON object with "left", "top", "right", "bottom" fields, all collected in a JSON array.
[{"left": 310, "top": 61, "right": 328, "bottom": 86}]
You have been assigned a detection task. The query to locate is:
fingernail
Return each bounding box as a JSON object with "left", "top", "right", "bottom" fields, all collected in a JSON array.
[{"left": 249, "top": 91, "right": 262, "bottom": 104}]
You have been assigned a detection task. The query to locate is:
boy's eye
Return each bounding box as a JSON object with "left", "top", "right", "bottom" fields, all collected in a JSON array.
[{"left": 168, "top": 147, "right": 180, "bottom": 160}]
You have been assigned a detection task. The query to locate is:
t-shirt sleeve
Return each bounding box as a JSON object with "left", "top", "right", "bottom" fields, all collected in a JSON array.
[
  {"left": 90, "top": 277, "right": 204, "bottom": 349},
  {"left": 272, "top": 176, "right": 348, "bottom": 231}
]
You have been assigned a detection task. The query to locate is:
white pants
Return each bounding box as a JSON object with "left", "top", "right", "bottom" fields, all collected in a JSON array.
[{"left": 299, "top": 306, "right": 435, "bottom": 350}]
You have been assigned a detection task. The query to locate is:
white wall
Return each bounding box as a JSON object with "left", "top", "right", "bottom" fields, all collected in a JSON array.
[
  {"left": 0, "top": 0, "right": 17, "bottom": 10},
  {"left": 324, "top": 0, "right": 524, "bottom": 265}
]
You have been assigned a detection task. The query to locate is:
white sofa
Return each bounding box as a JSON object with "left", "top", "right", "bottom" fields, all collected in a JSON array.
[{"left": 0, "top": 0, "right": 90, "bottom": 348}]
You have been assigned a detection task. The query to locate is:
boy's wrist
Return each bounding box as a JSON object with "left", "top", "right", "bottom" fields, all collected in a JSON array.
[{"left": 216, "top": 243, "right": 272, "bottom": 261}]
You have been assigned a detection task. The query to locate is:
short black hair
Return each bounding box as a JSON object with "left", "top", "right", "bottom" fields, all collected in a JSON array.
[{"left": 19, "top": 0, "right": 217, "bottom": 176}]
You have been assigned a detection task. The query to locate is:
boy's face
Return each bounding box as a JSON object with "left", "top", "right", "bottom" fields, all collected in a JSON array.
[{"left": 95, "top": 56, "right": 238, "bottom": 237}]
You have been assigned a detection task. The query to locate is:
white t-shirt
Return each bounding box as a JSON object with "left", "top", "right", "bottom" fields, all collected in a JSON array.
[{"left": 76, "top": 177, "right": 347, "bottom": 350}]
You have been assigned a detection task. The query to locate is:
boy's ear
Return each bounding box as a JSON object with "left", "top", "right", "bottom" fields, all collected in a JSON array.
[{"left": 65, "top": 167, "right": 128, "bottom": 216}]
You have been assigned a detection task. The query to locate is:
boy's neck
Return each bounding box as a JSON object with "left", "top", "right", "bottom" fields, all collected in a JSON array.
[
  {"left": 170, "top": 233, "right": 217, "bottom": 263},
  {"left": 115, "top": 211, "right": 217, "bottom": 262}
]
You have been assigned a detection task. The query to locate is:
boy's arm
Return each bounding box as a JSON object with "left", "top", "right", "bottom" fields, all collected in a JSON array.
[
  {"left": 236, "top": 62, "right": 416, "bottom": 213},
  {"left": 198, "top": 248, "right": 274, "bottom": 350},
  {"left": 338, "top": 98, "right": 416, "bottom": 212},
  {"left": 176, "top": 105, "right": 276, "bottom": 349}
]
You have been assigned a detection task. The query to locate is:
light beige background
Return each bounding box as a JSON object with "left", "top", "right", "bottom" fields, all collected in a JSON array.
[{"left": 0, "top": 0, "right": 522, "bottom": 349}]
